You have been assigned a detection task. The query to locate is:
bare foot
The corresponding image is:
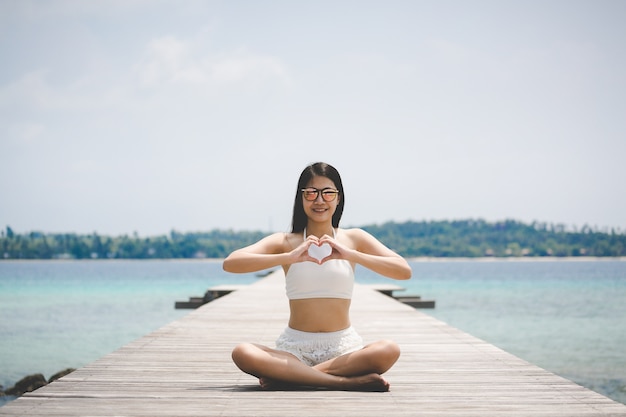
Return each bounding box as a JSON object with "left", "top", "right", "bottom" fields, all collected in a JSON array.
[
  {"left": 259, "top": 377, "right": 296, "bottom": 390},
  {"left": 339, "top": 373, "right": 390, "bottom": 392},
  {"left": 259, "top": 374, "right": 390, "bottom": 392}
]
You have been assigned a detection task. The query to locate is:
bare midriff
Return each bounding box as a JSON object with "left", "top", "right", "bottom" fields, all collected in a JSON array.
[{"left": 288, "top": 298, "right": 352, "bottom": 332}]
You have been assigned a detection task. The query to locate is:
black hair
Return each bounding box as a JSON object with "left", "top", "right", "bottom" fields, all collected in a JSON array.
[{"left": 290, "top": 162, "right": 345, "bottom": 233}]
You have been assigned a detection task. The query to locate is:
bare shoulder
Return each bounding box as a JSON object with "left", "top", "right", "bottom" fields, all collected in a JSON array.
[
  {"left": 283, "top": 231, "right": 303, "bottom": 251},
  {"left": 243, "top": 231, "right": 298, "bottom": 254},
  {"left": 339, "top": 228, "right": 376, "bottom": 246},
  {"left": 340, "top": 227, "right": 396, "bottom": 254},
  {"left": 341, "top": 227, "right": 374, "bottom": 239}
]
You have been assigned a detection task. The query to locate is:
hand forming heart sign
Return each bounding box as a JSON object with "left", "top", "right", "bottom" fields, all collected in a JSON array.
[{"left": 308, "top": 243, "right": 332, "bottom": 262}]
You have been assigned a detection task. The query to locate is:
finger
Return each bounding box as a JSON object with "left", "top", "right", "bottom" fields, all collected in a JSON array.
[{"left": 306, "top": 236, "right": 321, "bottom": 246}]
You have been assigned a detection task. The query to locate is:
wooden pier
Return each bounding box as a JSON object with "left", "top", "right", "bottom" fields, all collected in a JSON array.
[{"left": 2, "top": 270, "right": 625, "bottom": 416}]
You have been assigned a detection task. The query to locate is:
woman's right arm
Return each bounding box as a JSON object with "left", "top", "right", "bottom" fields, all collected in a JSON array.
[{"left": 222, "top": 232, "right": 295, "bottom": 273}]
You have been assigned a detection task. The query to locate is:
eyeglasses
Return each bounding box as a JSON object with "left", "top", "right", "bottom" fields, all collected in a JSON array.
[{"left": 301, "top": 187, "right": 339, "bottom": 202}]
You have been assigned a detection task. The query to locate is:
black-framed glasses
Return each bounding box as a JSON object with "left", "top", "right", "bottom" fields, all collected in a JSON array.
[{"left": 301, "top": 187, "right": 339, "bottom": 202}]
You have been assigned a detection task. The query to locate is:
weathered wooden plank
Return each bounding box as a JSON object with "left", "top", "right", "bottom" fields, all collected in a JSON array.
[{"left": 2, "top": 270, "right": 625, "bottom": 416}]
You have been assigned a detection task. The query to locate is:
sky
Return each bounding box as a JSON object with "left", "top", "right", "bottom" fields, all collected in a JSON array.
[{"left": 1, "top": 0, "right": 625, "bottom": 236}]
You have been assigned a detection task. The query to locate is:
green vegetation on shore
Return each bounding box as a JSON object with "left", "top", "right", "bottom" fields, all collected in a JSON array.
[{"left": 1, "top": 219, "right": 625, "bottom": 260}]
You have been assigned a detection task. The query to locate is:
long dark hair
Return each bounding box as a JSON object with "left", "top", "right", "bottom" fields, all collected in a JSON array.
[{"left": 291, "top": 162, "right": 345, "bottom": 233}]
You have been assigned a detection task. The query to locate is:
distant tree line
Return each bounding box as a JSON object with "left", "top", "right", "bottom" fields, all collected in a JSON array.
[
  {"left": 360, "top": 219, "right": 625, "bottom": 257},
  {"left": 1, "top": 227, "right": 267, "bottom": 260},
  {"left": 1, "top": 219, "right": 625, "bottom": 260}
]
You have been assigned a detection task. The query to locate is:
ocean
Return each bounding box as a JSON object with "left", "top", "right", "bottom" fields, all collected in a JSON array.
[{"left": 1, "top": 259, "right": 625, "bottom": 406}]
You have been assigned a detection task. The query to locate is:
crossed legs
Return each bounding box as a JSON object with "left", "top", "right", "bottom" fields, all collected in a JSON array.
[{"left": 231, "top": 340, "right": 400, "bottom": 391}]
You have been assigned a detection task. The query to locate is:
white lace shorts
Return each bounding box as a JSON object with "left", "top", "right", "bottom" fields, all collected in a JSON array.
[{"left": 275, "top": 326, "right": 364, "bottom": 366}]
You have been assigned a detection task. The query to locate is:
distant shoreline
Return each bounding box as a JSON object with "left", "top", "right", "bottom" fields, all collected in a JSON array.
[
  {"left": 1, "top": 256, "right": 625, "bottom": 263},
  {"left": 4, "top": 220, "right": 626, "bottom": 260},
  {"left": 406, "top": 256, "right": 626, "bottom": 262}
]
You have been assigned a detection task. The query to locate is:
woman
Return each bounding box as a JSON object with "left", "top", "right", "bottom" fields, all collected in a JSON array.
[{"left": 223, "top": 162, "right": 411, "bottom": 391}]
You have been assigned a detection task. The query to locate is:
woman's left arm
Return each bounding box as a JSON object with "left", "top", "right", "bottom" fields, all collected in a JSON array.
[{"left": 324, "top": 229, "right": 412, "bottom": 280}]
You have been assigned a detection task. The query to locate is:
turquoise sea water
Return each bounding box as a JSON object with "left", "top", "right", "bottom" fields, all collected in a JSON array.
[{"left": 1, "top": 259, "right": 625, "bottom": 406}]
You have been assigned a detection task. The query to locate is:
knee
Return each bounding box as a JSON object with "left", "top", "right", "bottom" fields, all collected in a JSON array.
[
  {"left": 231, "top": 343, "right": 258, "bottom": 373},
  {"left": 381, "top": 339, "right": 401, "bottom": 363},
  {"left": 370, "top": 340, "right": 401, "bottom": 373}
]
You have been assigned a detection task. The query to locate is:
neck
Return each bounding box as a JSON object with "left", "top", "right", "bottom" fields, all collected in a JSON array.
[{"left": 305, "top": 224, "right": 335, "bottom": 238}]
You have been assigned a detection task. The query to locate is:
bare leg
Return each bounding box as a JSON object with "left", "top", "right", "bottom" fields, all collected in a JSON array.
[
  {"left": 231, "top": 343, "right": 390, "bottom": 391},
  {"left": 314, "top": 340, "right": 401, "bottom": 377}
]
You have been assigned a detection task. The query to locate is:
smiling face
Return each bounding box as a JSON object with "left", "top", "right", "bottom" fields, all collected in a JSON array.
[
  {"left": 291, "top": 162, "right": 345, "bottom": 233},
  {"left": 302, "top": 175, "right": 340, "bottom": 225}
]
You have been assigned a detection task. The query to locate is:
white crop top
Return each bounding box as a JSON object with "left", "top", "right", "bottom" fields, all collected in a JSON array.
[{"left": 285, "top": 229, "right": 355, "bottom": 300}]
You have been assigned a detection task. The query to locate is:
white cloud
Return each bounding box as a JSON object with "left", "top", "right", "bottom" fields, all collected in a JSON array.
[
  {"left": 134, "top": 36, "right": 291, "bottom": 88},
  {"left": 210, "top": 50, "right": 290, "bottom": 84},
  {"left": 1, "top": 1, "right": 625, "bottom": 235},
  {"left": 0, "top": 69, "right": 50, "bottom": 109},
  {"left": 0, "top": 68, "right": 132, "bottom": 116},
  {"left": 5, "top": 122, "right": 45, "bottom": 145},
  {"left": 135, "top": 36, "right": 192, "bottom": 86},
  {"left": 1, "top": 0, "right": 157, "bottom": 20}
]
